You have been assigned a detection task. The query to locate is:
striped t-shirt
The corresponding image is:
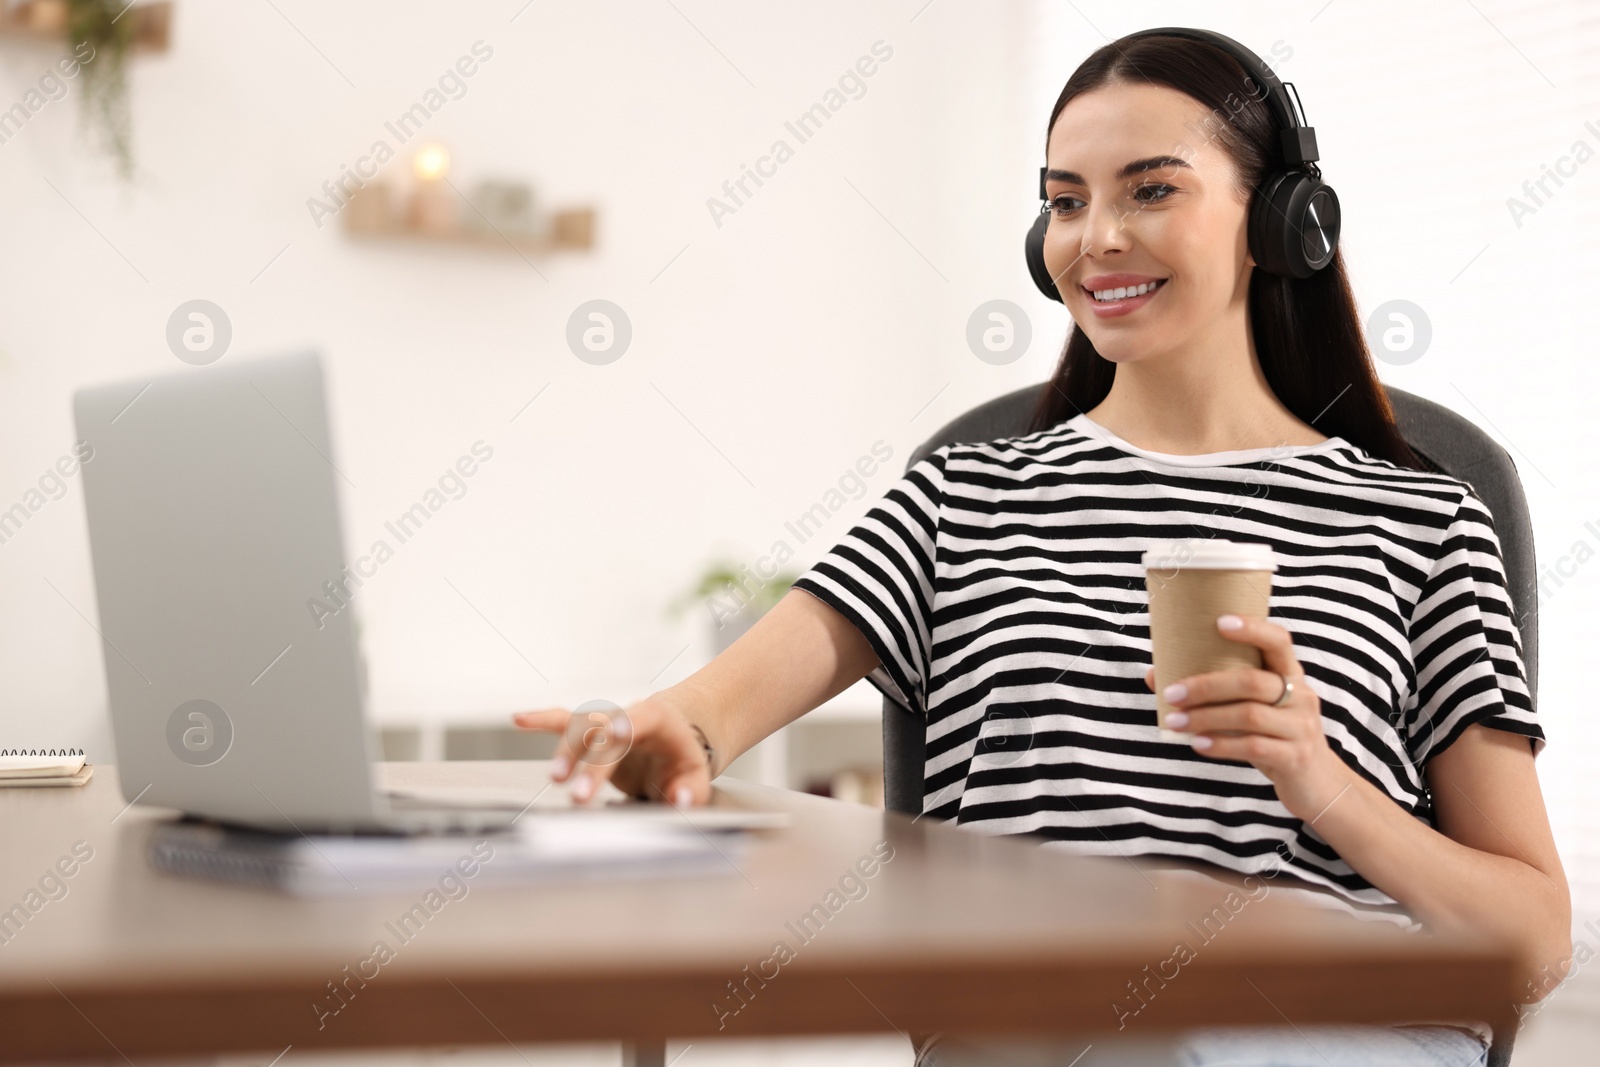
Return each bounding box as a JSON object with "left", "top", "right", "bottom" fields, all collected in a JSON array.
[{"left": 793, "top": 411, "right": 1543, "bottom": 922}]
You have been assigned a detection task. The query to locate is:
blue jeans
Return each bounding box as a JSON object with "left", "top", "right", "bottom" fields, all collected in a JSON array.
[{"left": 915, "top": 1024, "right": 1489, "bottom": 1066}]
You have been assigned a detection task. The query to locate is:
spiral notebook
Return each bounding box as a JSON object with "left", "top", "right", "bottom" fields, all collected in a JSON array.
[{"left": 0, "top": 753, "right": 94, "bottom": 788}]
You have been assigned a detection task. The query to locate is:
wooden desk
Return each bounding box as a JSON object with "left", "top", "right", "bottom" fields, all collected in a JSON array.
[{"left": 0, "top": 762, "right": 1516, "bottom": 1062}]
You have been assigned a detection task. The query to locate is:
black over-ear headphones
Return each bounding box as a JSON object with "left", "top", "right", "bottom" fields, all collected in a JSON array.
[{"left": 1025, "top": 26, "right": 1341, "bottom": 302}]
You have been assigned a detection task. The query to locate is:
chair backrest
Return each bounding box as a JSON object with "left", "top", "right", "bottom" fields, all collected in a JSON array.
[{"left": 881, "top": 382, "right": 1541, "bottom": 817}]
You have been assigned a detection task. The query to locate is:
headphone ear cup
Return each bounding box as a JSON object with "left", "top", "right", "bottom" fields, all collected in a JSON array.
[
  {"left": 1249, "top": 171, "right": 1342, "bottom": 279},
  {"left": 1025, "top": 210, "right": 1063, "bottom": 303}
]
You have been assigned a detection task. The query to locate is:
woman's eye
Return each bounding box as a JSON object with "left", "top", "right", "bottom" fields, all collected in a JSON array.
[
  {"left": 1047, "top": 185, "right": 1174, "bottom": 218},
  {"left": 1048, "top": 195, "right": 1082, "bottom": 217}
]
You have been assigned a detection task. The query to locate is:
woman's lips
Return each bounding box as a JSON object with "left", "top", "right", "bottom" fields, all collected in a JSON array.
[{"left": 1083, "top": 279, "right": 1167, "bottom": 318}]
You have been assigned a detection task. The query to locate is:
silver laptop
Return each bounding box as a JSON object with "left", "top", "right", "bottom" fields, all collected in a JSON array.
[{"left": 74, "top": 352, "right": 515, "bottom": 835}]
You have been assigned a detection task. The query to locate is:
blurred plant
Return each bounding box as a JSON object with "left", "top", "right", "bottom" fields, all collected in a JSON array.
[
  {"left": 667, "top": 556, "right": 799, "bottom": 623},
  {"left": 67, "top": 0, "right": 134, "bottom": 180}
]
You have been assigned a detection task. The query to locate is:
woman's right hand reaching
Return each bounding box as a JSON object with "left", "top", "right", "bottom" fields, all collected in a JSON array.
[
  {"left": 510, "top": 588, "right": 881, "bottom": 810},
  {"left": 512, "top": 689, "right": 715, "bottom": 808}
]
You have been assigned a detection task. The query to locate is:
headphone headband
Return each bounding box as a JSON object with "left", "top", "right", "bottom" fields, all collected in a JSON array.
[{"left": 1117, "top": 27, "right": 1319, "bottom": 172}]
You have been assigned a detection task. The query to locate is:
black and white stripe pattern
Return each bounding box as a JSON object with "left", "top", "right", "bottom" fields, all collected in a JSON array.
[{"left": 794, "top": 414, "right": 1541, "bottom": 920}]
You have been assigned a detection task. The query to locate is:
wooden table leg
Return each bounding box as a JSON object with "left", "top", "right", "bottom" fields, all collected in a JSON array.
[{"left": 622, "top": 1040, "right": 667, "bottom": 1067}]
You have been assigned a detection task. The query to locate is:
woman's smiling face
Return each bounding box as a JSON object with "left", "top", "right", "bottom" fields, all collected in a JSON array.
[{"left": 1041, "top": 80, "right": 1256, "bottom": 365}]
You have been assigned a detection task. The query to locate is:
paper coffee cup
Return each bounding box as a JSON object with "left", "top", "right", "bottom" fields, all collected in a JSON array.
[{"left": 1143, "top": 540, "right": 1276, "bottom": 741}]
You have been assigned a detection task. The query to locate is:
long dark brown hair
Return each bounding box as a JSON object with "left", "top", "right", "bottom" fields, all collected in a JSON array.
[{"left": 1028, "top": 32, "right": 1424, "bottom": 471}]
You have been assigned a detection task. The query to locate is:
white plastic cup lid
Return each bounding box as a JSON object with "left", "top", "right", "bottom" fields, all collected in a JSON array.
[{"left": 1142, "top": 540, "right": 1277, "bottom": 571}]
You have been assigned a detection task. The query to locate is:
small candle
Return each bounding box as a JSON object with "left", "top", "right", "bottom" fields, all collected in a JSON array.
[{"left": 408, "top": 144, "right": 456, "bottom": 234}]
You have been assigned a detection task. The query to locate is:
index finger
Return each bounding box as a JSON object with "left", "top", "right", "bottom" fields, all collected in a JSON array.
[
  {"left": 513, "top": 707, "right": 588, "bottom": 782},
  {"left": 512, "top": 708, "right": 570, "bottom": 731}
]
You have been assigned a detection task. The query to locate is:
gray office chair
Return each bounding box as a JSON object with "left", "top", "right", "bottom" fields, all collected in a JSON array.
[{"left": 880, "top": 382, "right": 1538, "bottom": 1067}]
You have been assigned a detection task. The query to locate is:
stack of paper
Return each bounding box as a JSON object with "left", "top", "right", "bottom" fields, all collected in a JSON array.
[
  {"left": 148, "top": 809, "right": 753, "bottom": 896},
  {"left": 0, "top": 754, "right": 94, "bottom": 788}
]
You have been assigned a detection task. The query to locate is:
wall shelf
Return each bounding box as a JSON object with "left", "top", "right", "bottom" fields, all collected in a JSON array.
[
  {"left": 342, "top": 190, "right": 594, "bottom": 255},
  {"left": 0, "top": 1, "right": 173, "bottom": 52},
  {"left": 344, "top": 207, "right": 595, "bottom": 254}
]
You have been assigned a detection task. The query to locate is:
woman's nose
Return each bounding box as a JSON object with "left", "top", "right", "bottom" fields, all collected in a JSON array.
[{"left": 1080, "top": 198, "right": 1132, "bottom": 256}]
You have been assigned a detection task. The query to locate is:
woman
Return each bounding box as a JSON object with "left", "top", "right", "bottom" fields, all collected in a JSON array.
[{"left": 515, "top": 29, "right": 1570, "bottom": 1067}]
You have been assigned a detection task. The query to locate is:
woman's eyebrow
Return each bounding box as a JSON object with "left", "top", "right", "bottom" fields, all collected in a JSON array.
[{"left": 1045, "top": 155, "right": 1193, "bottom": 186}]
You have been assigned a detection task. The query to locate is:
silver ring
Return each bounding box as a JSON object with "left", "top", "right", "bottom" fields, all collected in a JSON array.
[{"left": 1271, "top": 674, "right": 1294, "bottom": 707}]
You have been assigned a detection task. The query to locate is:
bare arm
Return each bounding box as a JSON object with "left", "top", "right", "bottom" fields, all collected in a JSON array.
[
  {"left": 663, "top": 587, "right": 880, "bottom": 777},
  {"left": 1306, "top": 726, "right": 1572, "bottom": 1001}
]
